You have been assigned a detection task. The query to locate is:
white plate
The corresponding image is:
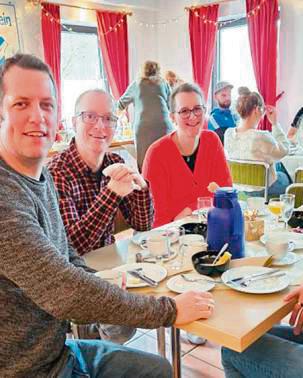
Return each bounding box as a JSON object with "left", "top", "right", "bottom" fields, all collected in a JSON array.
[
  {"left": 222, "top": 266, "right": 290, "bottom": 294},
  {"left": 166, "top": 273, "right": 215, "bottom": 294},
  {"left": 113, "top": 263, "right": 167, "bottom": 288},
  {"left": 141, "top": 249, "right": 178, "bottom": 263},
  {"left": 132, "top": 230, "right": 178, "bottom": 249},
  {"left": 260, "top": 232, "right": 303, "bottom": 250},
  {"left": 271, "top": 252, "right": 300, "bottom": 266}
]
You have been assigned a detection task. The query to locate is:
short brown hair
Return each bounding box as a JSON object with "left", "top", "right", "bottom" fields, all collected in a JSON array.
[
  {"left": 0, "top": 53, "right": 57, "bottom": 102},
  {"left": 170, "top": 82, "right": 205, "bottom": 112},
  {"left": 236, "top": 86, "right": 264, "bottom": 119}
]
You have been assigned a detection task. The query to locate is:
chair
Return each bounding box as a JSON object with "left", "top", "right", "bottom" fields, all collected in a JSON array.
[
  {"left": 286, "top": 183, "right": 303, "bottom": 208},
  {"left": 227, "top": 159, "right": 270, "bottom": 202},
  {"left": 294, "top": 168, "right": 303, "bottom": 183}
]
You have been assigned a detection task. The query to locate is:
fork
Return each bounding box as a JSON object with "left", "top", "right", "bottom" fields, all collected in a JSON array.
[
  {"left": 181, "top": 274, "right": 221, "bottom": 284},
  {"left": 240, "top": 272, "right": 287, "bottom": 287}
]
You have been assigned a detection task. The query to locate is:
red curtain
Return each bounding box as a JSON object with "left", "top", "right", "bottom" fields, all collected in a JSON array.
[
  {"left": 41, "top": 3, "right": 62, "bottom": 126},
  {"left": 246, "top": 0, "right": 279, "bottom": 131},
  {"left": 189, "top": 5, "right": 219, "bottom": 100},
  {"left": 96, "top": 11, "right": 129, "bottom": 100}
]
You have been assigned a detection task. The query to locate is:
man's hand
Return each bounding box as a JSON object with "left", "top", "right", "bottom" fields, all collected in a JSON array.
[
  {"left": 284, "top": 285, "right": 303, "bottom": 335},
  {"left": 105, "top": 163, "right": 141, "bottom": 197},
  {"left": 174, "top": 291, "right": 215, "bottom": 325}
]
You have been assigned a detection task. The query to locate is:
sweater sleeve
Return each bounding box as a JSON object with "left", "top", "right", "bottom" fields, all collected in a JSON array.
[
  {"left": 142, "top": 144, "right": 172, "bottom": 227},
  {"left": 117, "top": 81, "right": 136, "bottom": 110},
  {"left": 0, "top": 175, "right": 177, "bottom": 328}
]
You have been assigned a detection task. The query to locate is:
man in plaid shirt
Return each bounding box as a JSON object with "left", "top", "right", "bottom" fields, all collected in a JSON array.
[{"left": 48, "top": 89, "right": 153, "bottom": 256}]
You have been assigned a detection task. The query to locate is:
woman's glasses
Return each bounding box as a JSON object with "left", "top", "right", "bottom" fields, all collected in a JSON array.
[
  {"left": 76, "top": 111, "right": 118, "bottom": 129},
  {"left": 176, "top": 105, "right": 206, "bottom": 120}
]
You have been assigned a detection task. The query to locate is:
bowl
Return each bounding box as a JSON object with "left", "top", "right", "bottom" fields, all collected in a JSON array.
[
  {"left": 182, "top": 222, "right": 207, "bottom": 239},
  {"left": 191, "top": 250, "right": 230, "bottom": 276}
]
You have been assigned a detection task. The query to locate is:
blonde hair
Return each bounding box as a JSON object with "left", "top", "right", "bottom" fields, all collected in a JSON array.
[
  {"left": 236, "top": 86, "right": 264, "bottom": 119},
  {"left": 140, "top": 60, "right": 161, "bottom": 82},
  {"left": 165, "top": 70, "right": 177, "bottom": 86}
]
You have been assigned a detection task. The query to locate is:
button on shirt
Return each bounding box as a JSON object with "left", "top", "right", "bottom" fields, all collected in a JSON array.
[{"left": 48, "top": 139, "right": 153, "bottom": 255}]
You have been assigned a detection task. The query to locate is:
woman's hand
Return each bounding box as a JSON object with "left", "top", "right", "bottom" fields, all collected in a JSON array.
[
  {"left": 265, "top": 105, "right": 277, "bottom": 125},
  {"left": 207, "top": 182, "right": 219, "bottom": 193},
  {"left": 284, "top": 285, "right": 303, "bottom": 335}
]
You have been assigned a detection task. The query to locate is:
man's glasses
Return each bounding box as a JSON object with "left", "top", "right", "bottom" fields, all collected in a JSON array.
[
  {"left": 76, "top": 111, "right": 119, "bottom": 129},
  {"left": 175, "top": 105, "right": 206, "bottom": 120}
]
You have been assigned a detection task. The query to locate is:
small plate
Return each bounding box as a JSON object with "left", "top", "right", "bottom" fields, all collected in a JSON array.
[
  {"left": 222, "top": 266, "right": 290, "bottom": 294},
  {"left": 142, "top": 249, "right": 178, "bottom": 262},
  {"left": 132, "top": 230, "right": 178, "bottom": 249},
  {"left": 166, "top": 273, "right": 215, "bottom": 294},
  {"left": 113, "top": 263, "right": 167, "bottom": 288},
  {"left": 260, "top": 232, "right": 303, "bottom": 250},
  {"left": 271, "top": 252, "right": 300, "bottom": 266}
]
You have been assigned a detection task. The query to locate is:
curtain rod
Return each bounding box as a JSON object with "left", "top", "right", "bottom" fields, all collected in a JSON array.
[
  {"left": 185, "top": 0, "right": 238, "bottom": 10},
  {"left": 42, "top": 1, "right": 132, "bottom": 15}
]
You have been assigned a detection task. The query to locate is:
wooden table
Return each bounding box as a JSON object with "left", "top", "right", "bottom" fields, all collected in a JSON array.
[{"left": 84, "top": 219, "right": 302, "bottom": 378}]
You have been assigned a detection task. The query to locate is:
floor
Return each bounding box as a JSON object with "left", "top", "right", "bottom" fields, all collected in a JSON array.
[{"left": 125, "top": 328, "right": 224, "bottom": 377}]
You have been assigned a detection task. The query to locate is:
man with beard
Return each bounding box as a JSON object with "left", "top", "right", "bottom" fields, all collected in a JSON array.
[{"left": 208, "top": 81, "right": 239, "bottom": 144}]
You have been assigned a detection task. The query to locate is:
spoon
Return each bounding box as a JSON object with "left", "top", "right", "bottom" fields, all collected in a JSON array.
[{"left": 212, "top": 243, "right": 229, "bottom": 265}]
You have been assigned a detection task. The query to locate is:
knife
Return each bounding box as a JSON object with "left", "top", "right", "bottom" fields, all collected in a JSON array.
[
  {"left": 240, "top": 272, "right": 287, "bottom": 287},
  {"left": 226, "top": 268, "right": 280, "bottom": 285},
  {"left": 127, "top": 270, "right": 158, "bottom": 287}
]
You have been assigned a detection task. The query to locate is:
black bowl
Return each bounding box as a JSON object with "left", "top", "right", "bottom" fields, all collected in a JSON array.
[
  {"left": 182, "top": 222, "right": 207, "bottom": 239},
  {"left": 192, "top": 250, "right": 230, "bottom": 276}
]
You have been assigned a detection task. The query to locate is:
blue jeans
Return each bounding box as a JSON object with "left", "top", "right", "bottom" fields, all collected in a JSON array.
[
  {"left": 58, "top": 339, "right": 172, "bottom": 378},
  {"left": 246, "top": 171, "right": 291, "bottom": 198},
  {"left": 222, "top": 325, "right": 303, "bottom": 378}
]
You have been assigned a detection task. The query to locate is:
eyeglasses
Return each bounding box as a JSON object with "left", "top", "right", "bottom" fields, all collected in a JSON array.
[
  {"left": 76, "top": 111, "right": 118, "bottom": 129},
  {"left": 175, "top": 105, "right": 206, "bottom": 119}
]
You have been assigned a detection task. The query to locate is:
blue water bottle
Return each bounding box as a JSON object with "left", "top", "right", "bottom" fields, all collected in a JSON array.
[{"left": 207, "top": 187, "right": 244, "bottom": 259}]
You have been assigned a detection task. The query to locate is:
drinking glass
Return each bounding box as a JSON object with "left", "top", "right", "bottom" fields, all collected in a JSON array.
[
  {"left": 268, "top": 198, "right": 283, "bottom": 227},
  {"left": 197, "top": 197, "right": 213, "bottom": 223},
  {"left": 280, "top": 194, "right": 295, "bottom": 229},
  {"left": 170, "top": 226, "right": 186, "bottom": 270},
  {"left": 146, "top": 230, "right": 168, "bottom": 264}
]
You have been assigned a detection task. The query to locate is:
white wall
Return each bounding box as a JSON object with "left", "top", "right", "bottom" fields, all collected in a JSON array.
[{"left": 278, "top": 0, "right": 303, "bottom": 129}]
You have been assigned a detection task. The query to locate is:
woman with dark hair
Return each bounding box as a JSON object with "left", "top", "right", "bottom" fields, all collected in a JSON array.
[
  {"left": 288, "top": 107, "right": 303, "bottom": 144},
  {"left": 224, "top": 87, "right": 290, "bottom": 196},
  {"left": 142, "top": 82, "right": 232, "bottom": 228},
  {"left": 118, "top": 61, "right": 173, "bottom": 169}
]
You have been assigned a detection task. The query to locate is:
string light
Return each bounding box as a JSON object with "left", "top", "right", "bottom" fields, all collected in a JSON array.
[
  {"left": 132, "top": 14, "right": 184, "bottom": 28},
  {"left": 185, "top": 0, "right": 268, "bottom": 27}
]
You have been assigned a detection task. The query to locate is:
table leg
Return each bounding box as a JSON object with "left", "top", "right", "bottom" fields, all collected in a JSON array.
[
  {"left": 170, "top": 327, "right": 181, "bottom": 378},
  {"left": 156, "top": 327, "right": 166, "bottom": 358}
]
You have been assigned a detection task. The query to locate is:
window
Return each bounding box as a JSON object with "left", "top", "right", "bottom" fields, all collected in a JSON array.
[
  {"left": 61, "top": 24, "right": 109, "bottom": 128},
  {"left": 212, "top": 19, "right": 257, "bottom": 106}
]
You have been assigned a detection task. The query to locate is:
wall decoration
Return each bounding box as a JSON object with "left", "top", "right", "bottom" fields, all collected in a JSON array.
[{"left": 0, "top": 3, "right": 20, "bottom": 65}]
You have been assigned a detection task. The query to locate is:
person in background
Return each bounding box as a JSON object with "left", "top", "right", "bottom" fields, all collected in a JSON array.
[
  {"left": 164, "top": 70, "right": 183, "bottom": 90},
  {"left": 287, "top": 107, "right": 303, "bottom": 144},
  {"left": 0, "top": 53, "right": 215, "bottom": 378},
  {"left": 222, "top": 285, "right": 303, "bottom": 377},
  {"left": 142, "top": 82, "right": 232, "bottom": 228},
  {"left": 48, "top": 89, "right": 153, "bottom": 256},
  {"left": 208, "top": 81, "right": 239, "bottom": 144},
  {"left": 118, "top": 60, "right": 173, "bottom": 170},
  {"left": 225, "top": 87, "right": 290, "bottom": 197}
]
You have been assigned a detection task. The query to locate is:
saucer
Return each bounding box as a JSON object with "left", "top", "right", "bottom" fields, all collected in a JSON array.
[{"left": 271, "top": 252, "right": 300, "bottom": 266}]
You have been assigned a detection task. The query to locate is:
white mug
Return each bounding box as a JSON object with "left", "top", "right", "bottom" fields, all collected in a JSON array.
[{"left": 265, "top": 236, "right": 294, "bottom": 261}]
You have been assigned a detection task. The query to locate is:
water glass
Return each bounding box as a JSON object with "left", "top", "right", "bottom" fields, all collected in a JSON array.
[
  {"left": 197, "top": 197, "right": 213, "bottom": 223},
  {"left": 280, "top": 194, "right": 295, "bottom": 229},
  {"left": 170, "top": 226, "right": 186, "bottom": 270},
  {"left": 146, "top": 230, "right": 168, "bottom": 263}
]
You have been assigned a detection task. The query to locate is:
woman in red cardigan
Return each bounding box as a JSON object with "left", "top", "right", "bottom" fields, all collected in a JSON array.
[{"left": 142, "top": 83, "right": 232, "bottom": 228}]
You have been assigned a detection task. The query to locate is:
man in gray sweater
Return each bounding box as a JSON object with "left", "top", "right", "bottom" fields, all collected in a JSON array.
[{"left": 0, "top": 53, "right": 215, "bottom": 377}]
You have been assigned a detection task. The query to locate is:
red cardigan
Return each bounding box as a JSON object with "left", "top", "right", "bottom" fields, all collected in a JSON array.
[{"left": 142, "top": 130, "right": 232, "bottom": 227}]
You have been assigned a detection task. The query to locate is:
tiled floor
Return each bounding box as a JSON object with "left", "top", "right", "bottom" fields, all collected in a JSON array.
[{"left": 125, "top": 328, "right": 224, "bottom": 377}]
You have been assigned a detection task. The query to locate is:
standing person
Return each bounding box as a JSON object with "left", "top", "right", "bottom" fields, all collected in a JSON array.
[
  {"left": 142, "top": 83, "right": 232, "bottom": 228},
  {"left": 48, "top": 89, "right": 153, "bottom": 256},
  {"left": 164, "top": 70, "right": 183, "bottom": 90},
  {"left": 118, "top": 60, "right": 173, "bottom": 170},
  {"left": 225, "top": 87, "right": 290, "bottom": 197},
  {"left": 287, "top": 106, "right": 303, "bottom": 144},
  {"left": 0, "top": 53, "right": 215, "bottom": 378},
  {"left": 208, "top": 81, "right": 239, "bottom": 144}
]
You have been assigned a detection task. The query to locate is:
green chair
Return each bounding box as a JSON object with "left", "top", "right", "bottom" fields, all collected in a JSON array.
[
  {"left": 294, "top": 168, "right": 303, "bottom": 183},
  {"left": 227, "top": 159, "right": 270, "bottom": 202},
  {"left": 286, "top": 183, "right": 303, "bottom": 208}
]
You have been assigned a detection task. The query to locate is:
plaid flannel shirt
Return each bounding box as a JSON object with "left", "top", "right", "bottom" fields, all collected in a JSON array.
[{"left": 48, "top": 140, "right": 153, "bottom": 255}]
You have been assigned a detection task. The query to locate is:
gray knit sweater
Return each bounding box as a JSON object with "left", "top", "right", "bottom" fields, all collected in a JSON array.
[{"left": 0, "top": 158, "right": 177, "bottom": 377}]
